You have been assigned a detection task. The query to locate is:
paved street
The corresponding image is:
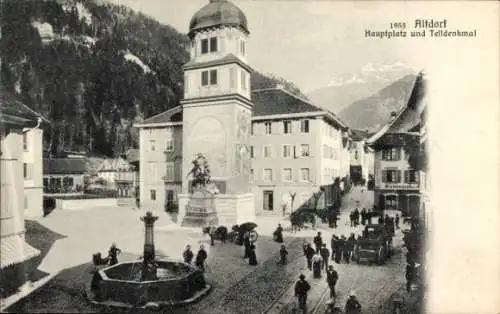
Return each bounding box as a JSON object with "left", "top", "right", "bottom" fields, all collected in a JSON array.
[{"left": 5, "top": 186, "right": 412, "bottom": 313}]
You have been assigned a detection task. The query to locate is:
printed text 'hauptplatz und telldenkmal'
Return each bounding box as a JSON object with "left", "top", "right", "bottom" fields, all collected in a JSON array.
[{"left": 364, "top": 19, "right": 478, "bottom": 39}]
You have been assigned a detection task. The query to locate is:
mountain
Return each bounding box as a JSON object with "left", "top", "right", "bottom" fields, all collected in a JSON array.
[
  {"left": 306, "top": 62, "right": 416, "bottom": 114},
  {"left": 337, "top": 74, "right": 418, "bottom": 132},
  {"left": 0, "top": 0, "right": 305, "bottom": 157}
]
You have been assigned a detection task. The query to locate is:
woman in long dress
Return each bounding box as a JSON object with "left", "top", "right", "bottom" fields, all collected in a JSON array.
[{"left": 312, "top": 252, "right": 323, "bottom": 278}]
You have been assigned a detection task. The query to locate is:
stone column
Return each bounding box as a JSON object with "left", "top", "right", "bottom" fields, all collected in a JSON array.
[{"left": 140, "top": 211, "right": 158, "bottom": 264}]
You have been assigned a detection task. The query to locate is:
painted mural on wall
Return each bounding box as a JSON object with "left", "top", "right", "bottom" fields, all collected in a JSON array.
[
  {"left": 234, "top": 109, "right": 252, "bottom": 177},
  {"left": 189, "top": 117, "right": 227, "bottom": 178}
]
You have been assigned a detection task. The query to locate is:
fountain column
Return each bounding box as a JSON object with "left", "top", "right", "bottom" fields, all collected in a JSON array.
[{"left": 140, "top": 211, "right": 159, "bottom": 265}]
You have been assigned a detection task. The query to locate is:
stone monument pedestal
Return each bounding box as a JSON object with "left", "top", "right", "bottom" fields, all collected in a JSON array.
[
  {"left": 180, "top": 187, "right": 219, "bottom": 227},
  {"left": 179, "top": 192, "right": 254, "bottom": 227}
]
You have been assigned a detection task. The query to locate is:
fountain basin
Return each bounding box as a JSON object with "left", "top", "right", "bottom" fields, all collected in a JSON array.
[{"left": 86, "top": 259, "right": 211, "bottom": 309}]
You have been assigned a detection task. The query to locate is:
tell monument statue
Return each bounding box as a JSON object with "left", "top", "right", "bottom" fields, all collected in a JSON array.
[{"left": 181, "top": 154, "right": 219, "bottom": 227}]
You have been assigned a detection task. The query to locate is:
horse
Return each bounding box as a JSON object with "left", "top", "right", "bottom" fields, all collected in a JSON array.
[{"left": 202, "top": 226, "right": 229, "bottom": 245}]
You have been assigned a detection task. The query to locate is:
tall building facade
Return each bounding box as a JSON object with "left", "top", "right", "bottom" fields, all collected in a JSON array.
[
  {"left": 367, "top": 72, "right": 426, "bottom": 216},
  {"left": 1, "top": 85, "right": 44, "bottom": 292},
  {"left": 134, "top": 0, "right": 351, "bottom": 222},
  {"left": 22, "top": 128, "right": 44, "bottom": 218}
]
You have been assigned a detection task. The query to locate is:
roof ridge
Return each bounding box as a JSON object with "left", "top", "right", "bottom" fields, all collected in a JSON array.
[{"left": 142, "top": 106, "right": 181, "bottom": 123}]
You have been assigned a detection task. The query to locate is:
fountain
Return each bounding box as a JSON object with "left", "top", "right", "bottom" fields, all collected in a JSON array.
[{"left": 85, "top": 212, "right": 211, "bottom": 309}]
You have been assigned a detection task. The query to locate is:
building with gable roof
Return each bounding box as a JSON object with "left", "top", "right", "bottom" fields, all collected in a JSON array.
[
  {"left": 367, "top": 72, "right": 427, "bottom": 217},
  {"left": 134, "top": 0, "right": 352, "bottom": 223},
  {"left": 1, "top": 84, "right": 48, "bottom": 292},
  {"left": 96, "top": 157, "right": 137, "bottom": 197}
]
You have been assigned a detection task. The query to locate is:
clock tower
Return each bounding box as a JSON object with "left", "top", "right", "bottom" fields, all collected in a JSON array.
[{"left": 178, "top": 0, "right": 255, "bottom": 225}]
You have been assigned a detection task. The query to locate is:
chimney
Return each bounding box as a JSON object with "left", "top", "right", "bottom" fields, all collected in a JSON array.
[{"left": 390, "top": 111, "right": 397, "bottom": 119}]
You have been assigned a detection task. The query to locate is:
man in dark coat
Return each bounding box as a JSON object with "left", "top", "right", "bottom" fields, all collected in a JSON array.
[
  {"left": 333, "top": 236, "right": 342, "bottom": 264},
  {"left": 243, "top": 232, "right": 251, "bottom": 259},
  {"left": 294, "top": 274, "right": 311, "bottom": 310},
  {"left": 354, "top": 208, "right": 360, "bottom": 226},
  {"left": 274, "top": 224, "right": 284, "bottom": 243},
  {"left": 326, "top": 265, "right": 339, "bottom": 298},
  {"left": 279, "top": 244, "right": 288, "bottom": 265},
  {"left": 320, "top": 244, "right": 330, "bottom": 271},
  {"left": 313, "top": 232, "right": 323, "bottom": 253},
  {"left": 305, "top": 243, "right": 315, "bottom": 270},
  {"left": 406, "top": 262, "right": 415, "bottom": 292},
  {"left": 395, "top": 214, "right": 400, "bottom": 229},
  {"left": 195, "top": 245, "right": 208, "bottom": 271},
  {"left": 108, "top": 243, "right": 121, "bottom": 266},
  {"left": 183, "top": 245, "right": 194, "bottom": 264},
  {"left": 344, "top": 292, "right": 362, "bottom": 314},
  {"left": 361, "top": 208, "right": 367, "bottom": 225},
  {"left": 340, "top": 236, "right": 349, "bottom": 263},
  {"left": 248, "top": 243, "right": 258, "bottom": 265},
  {"left": 349, "top": 211, "right": 355, "bottom": 227},
  {"left": 346, "top": 233, "right": 356, "bottom": 263}
]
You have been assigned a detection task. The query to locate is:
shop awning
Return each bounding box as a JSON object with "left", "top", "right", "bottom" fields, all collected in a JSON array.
[{"left": 0, "top": 235, "right": 40, "bottom": 269}]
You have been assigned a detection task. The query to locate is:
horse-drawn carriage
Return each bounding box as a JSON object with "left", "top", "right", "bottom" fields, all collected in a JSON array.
[
  {"left": 354, "top": 223, "right": 393, "bottom": 265},
  {"left": 202, "top": 222, "right": 258, "bottom": 245}
]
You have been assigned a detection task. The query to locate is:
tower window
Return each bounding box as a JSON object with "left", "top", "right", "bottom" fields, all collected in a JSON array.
[
  {"left": 240, "top": 40, "right": 246, "bottom": 56},
  {"left": 241, "top": 70, "right": 247, "bottom": 89},
  {"left": 201, "top": 39, "right": 209, "bottom": 54},
  {"left": 201, "top": 37, "right": 218, "bottom": 54},
  {"left": 202, "top": 70, "right": 218, "bottom": 86},
  {"left": 210, "top": 37, "right": 218, "bottom": 52},
  {"left": 210, "top": 69, "right": 217, "bottom": 84}
]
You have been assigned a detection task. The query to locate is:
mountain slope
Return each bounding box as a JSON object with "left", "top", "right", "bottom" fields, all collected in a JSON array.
[
  {"left": 306, "top": 62, "right": 415, "bottom": 113},
  {"left": 0, "top": 0, "right": 305, "bottom": 157},
  {"left": 337, "top": 74, "right": 417, "bottom": 132}
]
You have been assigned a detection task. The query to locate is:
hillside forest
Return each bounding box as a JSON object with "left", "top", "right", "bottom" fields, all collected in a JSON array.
[{"left": 0, "top": 0, "right": 306, "bottom": 157}]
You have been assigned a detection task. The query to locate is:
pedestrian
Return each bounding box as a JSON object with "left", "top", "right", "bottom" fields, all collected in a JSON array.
[
  {"left": 195, "top": 244, "right": 208, "bottom": 271},
  {"left": 344, "top": 291, "right": 362, "bottom": 314},
  {"left": 305, "top": 243, "right": 315, "bottom": 270},
  {"left": 340, "top": 235, "right": 349, "bottom": 264},
  {"left": 354, "top": 208, "right": 360, "bottom": 226},
  {"left": 273, "top": 223, "right": 284, "bottom": 243},
  {"left": 332, "top": 211, "right": 338, "bottom": 228},
  {"left": 330, "top": 235, "right": 338, "bottom": 260},
  {"left": 209, "top": 224, "right": 217, "bottom": 246},
  {"left": 108, "top": 242, "right": 121, "bottom": 266},
  {"left": 349, "top": 211, "right": 355, "bottom": 227},
  {"left": 326, "top": 265, "right": 339, "bottom": 298},
  {"left": 248, "top": 243, "right": 258, "bottom": 265},
  {"left": 320, "top": 244, "right": 330, "bottom": 271},
  {"left": 279, "top": 244, "right": 288, "bottom": 265},
  {"left": 361, "top": 208, "right": 367, "bottom": 225},
  {"left": 346, "top": 233, "right": 356, "bottom": 263},
  {"left": 294, "top": 274, "right": 311, "bottom": 310},
  {"left": 406, "top": 262, "right": 415, "bottom": 292},
  {"left": 183, "top": 245, "right": 194, "bottom": 264},
  {"left": 395, "top": 214, "right": 400, "bottom": 229},
  {"left": 312, "top": 252, "right": 323, "bottom": 278},
  {"left": 313, "top": 231, "right": 323, "bottom": 253},
  {"left": 243, "top": 232, "right": 251, "bottom": 259},
  {"left": 334, "top": 236, "right": 342, "bottom": 264}
]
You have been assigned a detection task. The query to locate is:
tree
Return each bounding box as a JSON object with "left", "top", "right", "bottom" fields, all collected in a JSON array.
[{"left": 187, "top": 153, "right": 211, "bottom": 189}]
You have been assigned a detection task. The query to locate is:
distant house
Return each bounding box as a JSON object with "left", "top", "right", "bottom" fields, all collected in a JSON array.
[
  {"left": 349, "top": 129, "right": 374, "bottom": 185},
  {"left": 1, "top": 84, "right": 46, "bottom": 293},
  {"left": 124, "top": 148, "right": 140, "bottom": 196},
  {"left": 43, "top": 158, "right": 87, "bottom": 195},
  {"left": 96, "top": 157, "right": 136, "bottom": 197},
  {"left": 367, "top": 72, "right": 426, "bottom": 217}
]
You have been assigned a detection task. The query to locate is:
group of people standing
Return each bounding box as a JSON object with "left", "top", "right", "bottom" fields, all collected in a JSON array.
[
  {"left": 295, "top": 232, "right": 362, "bottom": 313},
  {"left": 182, "top": 244, "right": 208, "bottom": 271}
]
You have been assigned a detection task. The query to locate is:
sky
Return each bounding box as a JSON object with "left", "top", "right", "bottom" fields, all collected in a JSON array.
[{"left": 107, "top": 0, "right": 437, "bottom": 92}]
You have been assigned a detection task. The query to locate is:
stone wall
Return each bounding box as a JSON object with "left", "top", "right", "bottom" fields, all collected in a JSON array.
[{"left": 55, "top": 198, "right": 118, "bottom": 210}]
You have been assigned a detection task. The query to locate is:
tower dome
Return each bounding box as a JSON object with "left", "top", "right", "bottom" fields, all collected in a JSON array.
[{"left": 188, "top": 0, "right": 249, "bottom": 38}]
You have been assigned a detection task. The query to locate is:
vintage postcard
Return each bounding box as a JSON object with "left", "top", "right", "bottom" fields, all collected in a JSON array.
[{"left": 1, "top": 0, "right": 498, "bottom": 313}]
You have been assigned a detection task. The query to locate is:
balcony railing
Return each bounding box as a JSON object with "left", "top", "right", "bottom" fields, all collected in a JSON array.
[{"left": 382, "top": 182, "right": 419, "bottom": 189}]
